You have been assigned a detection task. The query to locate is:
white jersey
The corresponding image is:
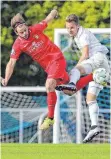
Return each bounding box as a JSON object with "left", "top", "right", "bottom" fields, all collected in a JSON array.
[{"left": 74, "top": 26, "right": 108, "bottom": 57}]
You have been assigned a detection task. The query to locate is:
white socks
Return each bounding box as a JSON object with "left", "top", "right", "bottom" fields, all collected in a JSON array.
[
  {"left": 69, "top": 68, "right": 80, "bottom": 84},
  {"left": 69, "top": 64, "right": 93, "bottom": 85},
  {"left": 88, "top": 101, "right": 99, "bottom": 126}
]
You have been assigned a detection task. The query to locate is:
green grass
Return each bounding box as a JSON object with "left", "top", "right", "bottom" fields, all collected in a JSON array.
[{"left": 1, "top": 143, "right": 110, "bottom": 159}]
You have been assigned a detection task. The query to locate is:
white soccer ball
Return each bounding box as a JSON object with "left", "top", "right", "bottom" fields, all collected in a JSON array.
[{"left": 93, "top": 68, "right": 109, "bottom": 86}]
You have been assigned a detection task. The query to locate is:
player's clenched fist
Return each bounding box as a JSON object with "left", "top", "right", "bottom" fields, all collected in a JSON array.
[
  {"left": 50, "top": 9, "right": 58, "bottom": 18},
  {"left": 0, "top": 77, "right": 8, "bottom": 86}
]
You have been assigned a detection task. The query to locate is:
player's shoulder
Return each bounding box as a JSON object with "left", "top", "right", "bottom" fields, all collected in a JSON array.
[
  {"left": 30, "top": 21, "right": 47, "bottom": 30},
  {"left": 76, "top": 26, "right": 88, "bottom": 39},
  {"left": 83, "top": 27, "right": 94, "bottom": 36},
  {"left": 81, "top": 27, "right": 90, "bottom": 35},
  {"left": 29, "top": 24, "right": 39, "bottom": 32}
]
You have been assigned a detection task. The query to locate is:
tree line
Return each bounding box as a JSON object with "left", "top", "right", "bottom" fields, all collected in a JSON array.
[{"left": 1, "top": 0, "right": 110, "bottom": 86}]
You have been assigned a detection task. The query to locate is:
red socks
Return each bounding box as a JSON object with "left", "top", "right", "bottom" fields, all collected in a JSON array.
[
  {"left": 76, "top": 74, "right": 93, "bottom": 91},
  {"left": 47, "top": 74, "right": 93, "bottom": 118},
  {"left": 47, "top": 92, "right": 57, "bottom": 118}
]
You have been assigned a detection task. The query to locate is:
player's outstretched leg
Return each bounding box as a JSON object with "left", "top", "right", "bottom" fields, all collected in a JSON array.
[
  {"left": 55, "top": 74, "right": 93, "bottom": 95},
  {"left": 83, "top": 125, "right": 100, "bottom": 143}
]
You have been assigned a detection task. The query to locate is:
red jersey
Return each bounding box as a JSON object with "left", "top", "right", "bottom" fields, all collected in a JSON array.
[{"left": 10, "top": 21, "right": 65, "bottom": 70}]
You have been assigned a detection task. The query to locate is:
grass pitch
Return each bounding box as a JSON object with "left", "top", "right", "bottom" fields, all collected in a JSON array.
[{"left": 1, "top": 143, "right": 110, "bottom": 159}]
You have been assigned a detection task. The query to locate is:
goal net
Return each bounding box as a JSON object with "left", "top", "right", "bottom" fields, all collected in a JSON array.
[
  {"left": 0, "top": 29, "right": 110, "bottom": 144},
  {"left": 1, "top": 87, "right": 57, "bottom": 143},
  {"left": 1, "top": 86, "right": 110, "bottom": 143},
  {"left": 0, "top": 87, "right": 81, "bottom": 143}
]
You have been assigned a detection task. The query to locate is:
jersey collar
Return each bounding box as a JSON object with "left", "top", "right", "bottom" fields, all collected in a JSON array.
[{"left": 75, "top": 26, "right": 83, "bottom": 39}]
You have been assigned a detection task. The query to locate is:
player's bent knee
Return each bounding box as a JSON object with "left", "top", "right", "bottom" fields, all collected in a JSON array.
[
  {"left": 86, "top": 93, "right": 97, "bottom": 104},
  {"left": 81, "top": 64, "right": 93, "bottom": 74},
  {"left": 45, "top": 78, "right": 56, "bottom": 92},
  {"left": 87, "top": 81, "right": 103, "bottom": 97},
  {"left": 86, "top": 100, "right": 97, "bottom": 105},
  {"left": 46, "top": 84, "right": 55, "bottom": 92},
  {"left": 75, "top": 65, "right": 86, "bottom": 74}
]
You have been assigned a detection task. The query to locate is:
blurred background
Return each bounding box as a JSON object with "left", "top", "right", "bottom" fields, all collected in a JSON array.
[
  {"left": 1, "top": 0, "right": 110, "bottom": 144},
  {"left": 1, "top": 0, "right": 110, "bottom": 86}
]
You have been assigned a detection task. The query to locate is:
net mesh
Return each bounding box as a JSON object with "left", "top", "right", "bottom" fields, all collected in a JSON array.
[
  {"left": 1, "top": 92, "right": 51, "bottom": 143},
  {"left": 1, "top": 89, "right": 110, "bottom": 143}
]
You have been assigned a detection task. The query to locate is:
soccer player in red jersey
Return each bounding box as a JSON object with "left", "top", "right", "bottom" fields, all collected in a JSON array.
[{"left": 1, "top": 10, "right": 93, "bottom": 130}]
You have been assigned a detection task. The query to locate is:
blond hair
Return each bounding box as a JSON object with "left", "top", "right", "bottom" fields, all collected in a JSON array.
[
  {"left": 66, "top": 14, "right": 79, "bottom": 25},
  {"left": 11, "top": 13, "right": 25, "bottom": 29}
]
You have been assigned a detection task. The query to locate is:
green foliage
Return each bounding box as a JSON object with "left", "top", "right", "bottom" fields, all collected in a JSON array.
[
  {"left": 1, "top": 1, "right": 110, "bottom": 86},
  {"left": 1, "top": 27, "right": 13, "bottom": 46}
]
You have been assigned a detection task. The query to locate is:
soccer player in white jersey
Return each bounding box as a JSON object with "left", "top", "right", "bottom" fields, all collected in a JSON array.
[{"left": 57, "top": 14, "right": 110, "bottom": 143}]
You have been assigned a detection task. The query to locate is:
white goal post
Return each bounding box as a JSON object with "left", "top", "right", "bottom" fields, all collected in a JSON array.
[
  {"left": 53, "top": 90, "right": 83, "bottom": 144},
  {"left": 54, "top": 28, "right": 111, "bottom": 45}
]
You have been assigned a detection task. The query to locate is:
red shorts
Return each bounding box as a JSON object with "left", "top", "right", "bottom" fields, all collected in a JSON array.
[{"left": 46, "top": 58, "right": 69, "bottom": 85}]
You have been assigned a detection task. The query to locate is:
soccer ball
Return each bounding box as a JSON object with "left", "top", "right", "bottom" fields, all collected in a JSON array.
[{"left": 93, "top": 68, "right": 109, "bottom": 86}]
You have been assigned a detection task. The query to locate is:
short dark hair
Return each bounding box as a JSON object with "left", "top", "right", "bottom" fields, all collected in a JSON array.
[
  {"left": 11, "top": 13, "right": 25, "bottom": 29},
  {"left": 66, "top": 14, "right": 79, "bottom": 25}
]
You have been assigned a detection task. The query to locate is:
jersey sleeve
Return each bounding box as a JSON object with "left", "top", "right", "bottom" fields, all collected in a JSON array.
[
  {"left": 10, "top": 40, "right": 22, "bottom": 60},
  {"left": 32, "top": 21, "right": 48, "bottom": 32}
]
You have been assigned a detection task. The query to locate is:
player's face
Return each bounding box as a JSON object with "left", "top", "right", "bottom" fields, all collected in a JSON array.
[
  {"left": 66, "top": 22, "right": 79, "bottom": 37},
  {"left": 16, "top": 24, "right": 29, "bottom": 39}
]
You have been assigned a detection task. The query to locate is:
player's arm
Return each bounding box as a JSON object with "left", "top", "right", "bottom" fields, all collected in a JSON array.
[
  {"left": 76, "top": 45, "right": 89, "bottom": 65},
  {"left": 1, "top": 58, "right": 17, "bottom": 86},
  {"left": 33, "top": 9, "right": 58, "bottom": 31},
  {"left": 44, "top": 9, "right": 58, "bottom": 24}
]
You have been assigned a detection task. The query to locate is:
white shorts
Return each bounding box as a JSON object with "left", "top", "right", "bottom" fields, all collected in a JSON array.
[
  {"left": 87, "top": 81, "right": 103, "bottom": 96},
  {"left": 79, "top": 52, "right": 110, "bottom": 72}
]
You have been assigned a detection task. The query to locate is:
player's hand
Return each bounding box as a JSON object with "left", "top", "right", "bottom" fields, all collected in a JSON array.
[
  {"left": 50, "top": 9, "right": 58, "bottom": 18},
  {"left": 0, "top": 77, "right": 8, "bottom": 86},
  {"left": 63, "top": 90, "right": 76, "bottom": 96}
]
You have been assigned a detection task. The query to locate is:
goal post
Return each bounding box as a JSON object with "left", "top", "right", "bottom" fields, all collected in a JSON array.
[{"left": 53, "top": 90, "right": 83, "bottom": 144}]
